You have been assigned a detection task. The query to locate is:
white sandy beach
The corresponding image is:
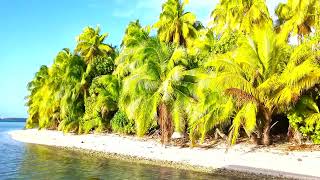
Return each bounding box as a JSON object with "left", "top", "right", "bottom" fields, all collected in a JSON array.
[{"left": 9, "top": 129, "right": 320, "bottom": 179}]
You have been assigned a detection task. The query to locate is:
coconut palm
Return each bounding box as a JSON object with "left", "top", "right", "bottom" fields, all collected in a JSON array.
[
  {"left": 75, "top": 26, "right": 114, "bottom": 64},
  {"left": 26, "top": 65, "right": 49, "bottom": 128},
  {"left": 275, "top": 0, "right": 320, "bottom": 43},
  {"left": 210, "top": 0, "right": 272, "bottom": 35},
  {"left": 57, "top": 53, "right": 86, "bottom": 132},
  {"left": 114, "top": 21, "right": 150, "bottom": 78},
  {"left": 121, "top": 20, "right": 150, "bottom": 48},
  {"left": 76, "top": 26, "right": 116, "bottom": 100},
  {"left": 154, "top": 0, "right": 198, "bottom": 47},
  {"left": 198, "top": 28, "right": 320, "bottom": 145},
  {"left": 189, "top": 88, "right": 235, "bottom": 145},
  {"left": 26, "top": 49, "right": 78, "bottom": 130},
  {"left": 120, "top": 38, "right": 197, "bottom": 143}
]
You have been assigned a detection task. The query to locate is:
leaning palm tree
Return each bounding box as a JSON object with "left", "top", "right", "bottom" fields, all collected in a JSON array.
[
  {"left": 198, "top": 28, "right": 320, "bottom": 145},
  {"left": 26, "top": 49, "right": 76, "bottom": 130},
  {"left": 75, "top": 26, "right": 114, "bottom": 64},
  {"left": 120, "top": 38, "right": 197, "bottom": 143},
  {"left": 154, "top": 0, "right": 198, "bottom": 47},
  {"left": 114, "top": 21, "right": 150, "bottom": 78},
  {"left": 121, "top": 20, "right": 150, "bottom": 49},
  {"left": 210, "top": 0, "right": 272, "bottom": 35},
  {"left": 275, "top": 0, "right": 320, "bottom": 43},
  {"left": 26, "top": 65, "right": 49, "bottom": 128},
  {"left": 58, "top": 54, "right": 86, "bottom": 133}
]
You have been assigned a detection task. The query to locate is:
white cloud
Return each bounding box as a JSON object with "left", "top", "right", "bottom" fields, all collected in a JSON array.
[
  {"left": 110, "top": 0, "right": 165, "bottom": 26},
  {"left": 136, "top": 0, "right": 164, "bottom": 9},
  {"left": 112, "top": 9, "right": 135, "bottom": 18}
]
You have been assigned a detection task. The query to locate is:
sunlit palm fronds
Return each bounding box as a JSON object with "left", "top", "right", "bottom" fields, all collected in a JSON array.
[
  {"left": 75, "top": 26, "right": 114, "bottom": 64},
  {"left": 154, "top": 0, "right": 198, "bottom": 47}
]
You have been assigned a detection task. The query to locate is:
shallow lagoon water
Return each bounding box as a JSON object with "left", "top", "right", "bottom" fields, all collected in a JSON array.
[{"left": 0, "top": 122, "right": 244, "bottom": 180}]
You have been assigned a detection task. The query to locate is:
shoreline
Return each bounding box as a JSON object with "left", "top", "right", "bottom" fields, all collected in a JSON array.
[{"left": 9, "top": 129, "right": 320, "bottom": 179}]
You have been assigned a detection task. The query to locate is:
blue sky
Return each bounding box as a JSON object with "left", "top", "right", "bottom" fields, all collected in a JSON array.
[{"left": 0, "top": 0, "right": 284, "bottom": 118}]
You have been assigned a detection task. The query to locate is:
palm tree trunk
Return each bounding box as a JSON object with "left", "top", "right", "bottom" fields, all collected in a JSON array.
[
  {"left": 262, "top": 108, "right": 272, "bottom": 145},
  {"left": 287, "top": 125, "right": 302, "bottom": 144},
  {"left": 159, "top": 102, "right": 173, "bottom": 145}
]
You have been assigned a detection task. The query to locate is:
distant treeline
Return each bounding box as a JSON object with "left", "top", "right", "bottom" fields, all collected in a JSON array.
[{"left": 0, "top": 118, "right": 26, "bottom": 122}]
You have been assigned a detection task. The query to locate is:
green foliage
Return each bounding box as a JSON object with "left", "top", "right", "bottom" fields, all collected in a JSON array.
[
  {"left": 114, "top": 21, "right": 150, "bottom": 78},
  {"left": 82, "top": 56, "right": 115, "bottom": 86},
  {"left": 26, "top": 26, "right": 115, "bottom": 134},
  {"left": 154, "top": 0, "right": 198, "bottom": 47},
  {"left": 210, "top": 0, "right": 272, "bottom": 34},
  {"left": 190, "top": 30, "right": 239, "bottom": 56},
  {"left": 275, "top": 0, "right": 320, "bottom": 43},
  {"left": 288, "top": 96, "right": 320, "bottom": 144},
  {"left": 26, "top": 0, "right": 320, "bottom": 146},
  {"left": 80, "top": 75, "right": 120, "bottom": 134},
  {"left": 26, "top": 65, "right": 49, "bottom": 128},
  {"left": 193, "top": 27, "right": 320, "bottom": 145},
  {"left": 121, "top": 20, "right": 150, "bottom": 48},
  {"left": 119, "top": 38, "right": 198, "bottom": 136},
  {"left": 75, "top": 26, "right": 114, "bottom": 64},
  {"left": 189, "top": 90, "right": 234, "bottom": 144},
  {"left": 111, "top": 111, "right": 135, "bottom": 134}
]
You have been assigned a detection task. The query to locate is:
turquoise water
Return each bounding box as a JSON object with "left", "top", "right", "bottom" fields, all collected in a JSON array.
[{"left": 0, "top": 122, "right": 239, "bottom": 180}]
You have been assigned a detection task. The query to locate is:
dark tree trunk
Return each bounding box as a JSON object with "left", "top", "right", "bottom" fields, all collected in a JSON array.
[
  {"left": 159, "top": 103, "right": 173, "bottom": 145},
  {"left": 262, "top": 108, "right": 272, "bottom": 145},
  {"left": 214, "top": 128, "right": 227, "bottom": 140},
  {"left": 250, "top": 133, "right": 260, "bottom": 145}
]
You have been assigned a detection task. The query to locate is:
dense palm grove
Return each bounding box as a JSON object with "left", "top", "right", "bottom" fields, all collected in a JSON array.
[{"left": 26, "top": 0, "right": 320, "bottom": 146}]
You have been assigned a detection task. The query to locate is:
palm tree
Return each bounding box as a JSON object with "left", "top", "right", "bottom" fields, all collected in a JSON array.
[
  {"left": 119, "top": 38, "right": 197, "bottom": 143},
  {"left": 275, "top": 0, "right": 320, "bottom": 43},
  {"left": 26, "top": 65, "right": 49, "bottom": 128},
  {"left": 210, "top": 0, "right": 272, "bottom": 35},
  {"left": 26, "top": 49, "right": 77, "bottom": 130},
  {"left": 154, "top": 0, "right": 198, "bottom": 47},
  {"left": 114, "top": 21, "right": 150, "bottom": 78},
  {"left": 121, "top": 20, "right": 150, "bottom": 48},
  {"left": 189, "top": 88, "right": 234, "bottom": 145},
  {"left": 75, "top": 26, "right": 114, "bottom": 64},
  {"left": 58, "top": 53, "right": 86, "bottom": 133},
  {"left": 197, "top": 28, "right": 320, "bottom": 145}
]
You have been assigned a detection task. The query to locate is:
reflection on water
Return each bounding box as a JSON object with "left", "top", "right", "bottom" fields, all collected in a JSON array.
[{"left": 0, "top": 122, "right": 234, "bottom": 180}]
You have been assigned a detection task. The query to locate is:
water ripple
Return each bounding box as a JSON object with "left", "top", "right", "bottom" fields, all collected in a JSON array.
[{"left": 0, "top": 122, "right": 232, "bottom": 180}]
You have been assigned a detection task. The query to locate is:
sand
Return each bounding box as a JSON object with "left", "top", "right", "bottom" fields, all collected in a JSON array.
[{"left": 9, "top": 129, "right": 320, "bottom": 179}]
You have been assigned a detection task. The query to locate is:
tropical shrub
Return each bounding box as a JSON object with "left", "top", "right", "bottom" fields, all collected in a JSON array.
[
  {"left": 83, "top": 56, "right": 115, "bottom": 85},
  {"left": 80, "top": 75, "right": 120, "bottom": 134},
  {"left": 288, "top": 95, "right": 320, "bottom": 144},
  {"left": 111, "top": 111, "right": 135, "bottom": 134}
]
